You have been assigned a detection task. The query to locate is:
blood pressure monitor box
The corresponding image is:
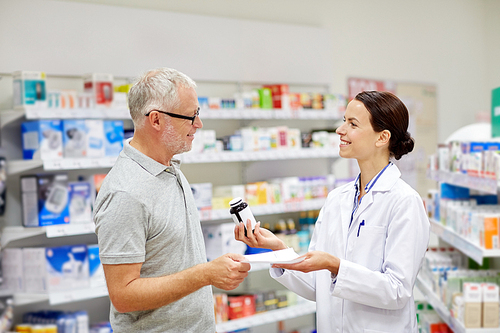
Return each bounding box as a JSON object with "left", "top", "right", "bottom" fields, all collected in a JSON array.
[
  {"left": 13, "top": 71, "right": 47, "bottom": 109},
  {"left": 103, "top": 120, "right": 124, "bottom": 156},
  {"left": 88, "top": 244, "right": 105, "bottom": 287},
  {"left": 23, "top": 245, "right": 89, "bottom": 293},
  {"left": 62, "top": 120, "right": 87, "bottom": 158},
  {"left": 21, "top": 174, "right": 70, "bottom": 227},
  {"left": 69, "top": 182, "right": 92, "bottom": 224},
  {"left": 22, "top": 120, "right": 63, "bottom": 160},
  {"left": 84, "top": 119, "right": 105, "bottom": 158}
]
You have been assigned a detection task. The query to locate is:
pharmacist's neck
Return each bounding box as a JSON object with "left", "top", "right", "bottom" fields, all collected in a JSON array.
[
  {"left": 130, "top": 133, "right": 172, "bottom": 167},
  {"left": 357, "top": 157, "right": 390, "bottom": 191}
]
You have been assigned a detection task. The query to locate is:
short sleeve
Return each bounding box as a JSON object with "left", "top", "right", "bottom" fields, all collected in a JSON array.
[{"left": 94, "top": 191, "right": 148, "bottom": 265}]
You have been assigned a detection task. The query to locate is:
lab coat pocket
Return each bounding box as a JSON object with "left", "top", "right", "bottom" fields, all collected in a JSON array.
[{"left": 351, "top": 225, "right": 386, "bottom": 271}]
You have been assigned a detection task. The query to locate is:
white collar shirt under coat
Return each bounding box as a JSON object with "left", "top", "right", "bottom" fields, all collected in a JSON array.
[{"left": 270, "top": 163, "right": 430, "bottom": 333}]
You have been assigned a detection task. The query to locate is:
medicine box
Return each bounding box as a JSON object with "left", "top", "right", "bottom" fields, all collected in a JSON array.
[
  {"left": 62, "top": 120, "right": 87, "bottom": 158},
  {"left": 85, "top": 120, "right": 105, "bottom": 158},
  {"left": 103, "top": 120, "right": 124, "bottom": 156},
  {"left": 69, "top": 182, "right": 92, "bottom": 224},
  {"left": 13, "top": 71, "right": 47, "bottom": 109},
  {"left": 463, "top": 282, "right": 482, "bottom": 328},
  {"left": 21, "top": 174, "right": 70, "bottom": 227},
  {"left": 83, "top": 73, "right": 113, "bottom": 106},
  {"left": 88, "top": 244, "right": 105, "bottom": 287},
  {"left": 190, "top": 183, "right": 212, "bottom": 210},
  {"left": 25, "top": 245, "right": 89, "bottom": 293},
  {"left": 1, "top": 248, "right": 24, "bottom": 292},
  {"left": 482, "top": 283, "right": 499, "bottom": 328},
  {"left": 22, "top": 120, "right": 63, "bottom": 160},
  {"left": 202, "top": 223, "right": 246, "bottom": 262}
]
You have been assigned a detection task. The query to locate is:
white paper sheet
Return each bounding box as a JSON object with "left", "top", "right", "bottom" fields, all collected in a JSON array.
[{"left": 242, "top": 248, "right": 305, "bottom": 264}]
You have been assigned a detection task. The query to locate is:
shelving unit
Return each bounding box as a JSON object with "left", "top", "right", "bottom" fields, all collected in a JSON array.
[
  {"left": 216, "top": 300, "right": 316, "bottom": 332},
  {"left": 415, "top": 276, "right": 499, "bottom": 333},
  {"left": 427, "top": 169, "right": 498, "bottom": 194},
  {"left": 6, "top": 149, "right": 338, "bottom": 175},
  {"left": 425, "top": 166, "right": 500, "bottom": 332},
  {"left": 429, "top": 219, "right": 500, "bottom": 265}
]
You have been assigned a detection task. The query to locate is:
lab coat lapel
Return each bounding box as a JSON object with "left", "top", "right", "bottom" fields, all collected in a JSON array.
[{"left": 339, "top": 186, "right": 355, "bottom": 247}]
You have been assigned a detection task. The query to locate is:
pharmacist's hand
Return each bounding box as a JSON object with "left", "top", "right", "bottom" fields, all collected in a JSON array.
[
  {"left": 207, "top": 253, "right": 250, "bottom": 290},
  {"left": 234, "top": 220, "right": 287, "bottom": 252},
  {"left": 272, "top": 251, "right": 340, "bottom": 275}
]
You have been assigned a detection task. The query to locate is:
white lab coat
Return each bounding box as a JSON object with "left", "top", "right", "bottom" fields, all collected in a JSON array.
[{"left": 271, "top": 164, "right": 430, "bottom": 333}]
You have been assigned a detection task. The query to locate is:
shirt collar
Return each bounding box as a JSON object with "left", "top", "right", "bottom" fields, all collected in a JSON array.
[
  {"left": 122, "top": 138, "right": 180, "bottom": 177},
  {"left": 353, "top": 162, "right": 395, "bottom": 194}
]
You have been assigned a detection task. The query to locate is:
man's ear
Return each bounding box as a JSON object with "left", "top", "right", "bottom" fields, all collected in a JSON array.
[
  {"left": 376, "top": 130, "right": 391, "bottom": 148},
  {"left": 147, "top": 112, "right": 162, "bottom": 130}
]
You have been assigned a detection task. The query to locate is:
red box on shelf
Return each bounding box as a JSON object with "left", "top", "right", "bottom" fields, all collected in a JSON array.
[
  {"left": 228, "top": 295, "right": 256, "bottom": 320},
  {"left": 264, "top": 84, "right": 290, "bottom": 109}
]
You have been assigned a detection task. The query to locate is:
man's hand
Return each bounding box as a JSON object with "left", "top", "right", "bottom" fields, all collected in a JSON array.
[{"left": 206, "top": 253, "right": 251, "bottom": 290}]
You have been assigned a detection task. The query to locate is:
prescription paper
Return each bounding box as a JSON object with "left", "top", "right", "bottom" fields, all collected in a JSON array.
[{"left": 242, "top": 248, "right": 305, "bottom": 264}]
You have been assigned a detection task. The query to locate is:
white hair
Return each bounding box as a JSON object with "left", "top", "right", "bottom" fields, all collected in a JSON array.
[{"left": 128, "top": 68, "right": 196, "bottom": 128}]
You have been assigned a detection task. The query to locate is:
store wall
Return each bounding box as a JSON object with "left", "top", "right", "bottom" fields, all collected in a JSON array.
[{"left": 59, "top": 0, "right": 497, "bottom": 142}]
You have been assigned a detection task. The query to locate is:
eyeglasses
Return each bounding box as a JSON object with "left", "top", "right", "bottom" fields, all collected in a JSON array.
[{"left": 145, "top": 107, "right": 200, "bottom": 125}]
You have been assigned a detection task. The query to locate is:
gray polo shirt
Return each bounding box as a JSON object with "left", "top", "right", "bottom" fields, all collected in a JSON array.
[{"left": 94, "top": 138, "right": 215, "bottom": 333}]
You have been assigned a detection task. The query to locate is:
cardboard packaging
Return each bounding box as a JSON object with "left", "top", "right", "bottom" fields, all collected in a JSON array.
[
  {"left": 88, "top": 244, "right": 105, "bottom": 288},
  {"left": 463, "top": 282, "right": 482, "bottom": 328},
  {"left": 21, "top": 174, "right": 70, "bottom": 227},
  {"left": 83, "top": 73, "right": 113, "bottom": 107},
  {"left": 62, "top": 119, "right": 87, "bottom": 158},
  {"left": 13, "top": 71, "right": 47, "bottom": 109},
  {"left": 22, "top": 120, "right": 63, "bottom": 160},
  {"left": 482, "top": 283, "right": 499, "bottom": 328}
]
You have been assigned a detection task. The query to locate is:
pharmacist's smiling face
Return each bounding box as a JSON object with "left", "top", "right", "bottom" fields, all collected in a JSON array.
[
  {"left": 336, "top": 99, "right": 379, "bottom": 162},
  {"left": 161, "top": 86, "right": 202, "bottom": 155}
]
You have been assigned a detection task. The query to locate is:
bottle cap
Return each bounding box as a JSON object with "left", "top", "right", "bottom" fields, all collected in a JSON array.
[{"left": 229, "top": 197, "right": 243, "bottom": 206}]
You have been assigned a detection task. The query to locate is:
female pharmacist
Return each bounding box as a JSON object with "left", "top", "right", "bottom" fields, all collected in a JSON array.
[{"left": 235, "top": 90, "right": 430, "bottom": 333}]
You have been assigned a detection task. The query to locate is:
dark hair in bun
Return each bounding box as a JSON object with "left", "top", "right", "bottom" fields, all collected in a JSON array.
[{"left": 354, "top": 91, "right": 414, "bottom": 160}]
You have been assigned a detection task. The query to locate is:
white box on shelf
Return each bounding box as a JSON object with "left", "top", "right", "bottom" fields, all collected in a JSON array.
[
  {"left": 481, "top": 283, "right": 499, "bottom": 328},
  {"left": 202, "top": 223, "right": 246, "bottom": 262},
  {"left": 83, "top": 73, "right": 113, "bottom": 107},
  {"left": 84, "top": 119, "right": 105, "bottom": 158},
  {"left": 1, "top": 248, "right": 24, "bottom": 292},
  {"left": 13, "top": 71, "right": 47, "bottom": 109},
  {"left": 69, "top": 182, "right": 92, "bottom": 224},
  {"left": 463, "top": 282, "right": 482, "bottom": 328}
]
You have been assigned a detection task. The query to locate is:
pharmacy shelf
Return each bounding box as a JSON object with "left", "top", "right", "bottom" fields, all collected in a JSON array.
[
  {"left": 7, "top": 149, "right": 339, "bottom": 174},
  {"left": 200, "top": 198, "right": 326, "bottom": 222},
  {"left": 6, "top": 157, "right": 118, "bottom": 175},
  {"left": 177, "top": 148, "right": 339, "bottom": 164},
  {"left": 1, "top": 223, "right": 96, "bottom": 248},
  {"left": 427, "top": 169, "right": 498, "bottom": 194},
  {"left": 415, "top": 276, "right": 499, "bottom": 333},
  {"left": 215, "top": 300, "right": 316, "bottom": 332},
  {"left": 12, "top": 284, "right": 108, "bottom": 306},
  {"left": 200, "top": 108, "right": 341, "bottom": 120},
  {"left": 429, "top": 219, "right": 500, "bottom": 265},
  {"left": 0, "top": 108, "right": 130, "bottom": 127}
]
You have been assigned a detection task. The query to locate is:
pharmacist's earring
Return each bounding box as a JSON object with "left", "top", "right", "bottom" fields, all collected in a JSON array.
[{"left": 376, "top": 130, "right": 391, "bottom": 148}]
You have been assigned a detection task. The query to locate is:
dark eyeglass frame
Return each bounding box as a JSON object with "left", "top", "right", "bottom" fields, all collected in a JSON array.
[{"left": 145, "top": 107, "right": 200, "bottom": 125}]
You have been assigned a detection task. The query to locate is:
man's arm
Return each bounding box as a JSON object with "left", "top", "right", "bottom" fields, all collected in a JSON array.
[{"left": 104, "top": 253, "right": 250, "bottom": 313}]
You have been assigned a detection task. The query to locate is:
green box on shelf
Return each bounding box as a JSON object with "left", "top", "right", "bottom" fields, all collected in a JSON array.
[
  {"left": 491, "top": 87, "right": 500, "bottom": 137},
  {"left": 258, "top": 88, "right": 273, "bottom": 109}
]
